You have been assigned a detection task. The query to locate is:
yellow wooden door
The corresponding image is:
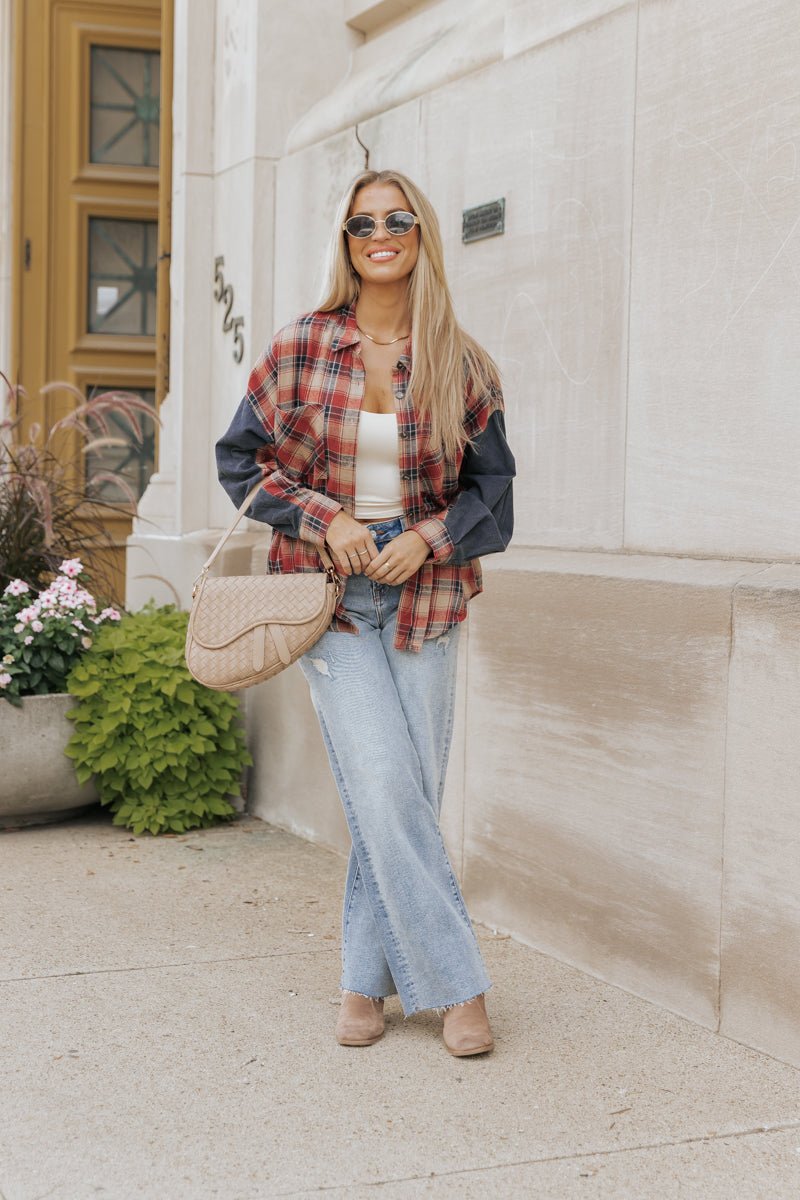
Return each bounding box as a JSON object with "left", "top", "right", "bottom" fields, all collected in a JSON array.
[{"left": 12, "top": 0, "right": 169, "bottom": 603}]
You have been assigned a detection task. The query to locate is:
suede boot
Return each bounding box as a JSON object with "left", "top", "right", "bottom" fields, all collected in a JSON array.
[
  {"left": 335, "top": 992, "right": 385, "bottom": 1046},
  {"left": 442, "top": 993, "right": 494, "bottom": 1056}
]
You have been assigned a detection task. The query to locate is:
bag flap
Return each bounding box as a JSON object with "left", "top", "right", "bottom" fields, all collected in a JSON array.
[{"left": 190, "top": 573, "right": 333, "bottom": 650}]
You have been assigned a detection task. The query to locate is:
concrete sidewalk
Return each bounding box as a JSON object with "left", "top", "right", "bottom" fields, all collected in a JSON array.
[{"left": 1, "top": 812, "right": 799, "bottom": 1200}]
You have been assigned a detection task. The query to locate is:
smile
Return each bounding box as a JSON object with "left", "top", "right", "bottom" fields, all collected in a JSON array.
[{"left": 367, "top": 250, "right": 399, "bottom": 261}]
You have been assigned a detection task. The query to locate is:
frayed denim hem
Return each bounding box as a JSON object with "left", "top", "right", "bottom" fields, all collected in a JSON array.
[
  {"left": 341, "top": 987, "right": 391, "bottom": 1001},
  {"left": 403, "top": 982, "right": 493, "bottom": 1020}
]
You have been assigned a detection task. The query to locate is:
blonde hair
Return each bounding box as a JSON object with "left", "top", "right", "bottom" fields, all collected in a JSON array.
[{"left": 317, "top": 169, "right": 500, "bottom": 460}]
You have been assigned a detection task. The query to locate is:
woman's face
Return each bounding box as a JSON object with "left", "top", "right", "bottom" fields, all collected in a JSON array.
[{"left": 346, "top": 182, "right": 420, "bottom": 286}]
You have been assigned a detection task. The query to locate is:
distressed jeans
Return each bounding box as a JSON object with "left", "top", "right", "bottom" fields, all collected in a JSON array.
[{"left": 298, "top": 518, "right": 492, "bottom": 1016}]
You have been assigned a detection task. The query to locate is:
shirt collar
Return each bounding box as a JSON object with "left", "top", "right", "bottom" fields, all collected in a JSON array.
[
  {"left": 331, "top": 301, "right": 412, "bottom": 369},
  {"left": 331, "top": 302, "right": 360, "bottom": 350}
]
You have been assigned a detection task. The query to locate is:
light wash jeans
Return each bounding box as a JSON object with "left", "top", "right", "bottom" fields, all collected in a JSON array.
[{"left": 299, "top": 517, "right": 492, "bottom": 1017}]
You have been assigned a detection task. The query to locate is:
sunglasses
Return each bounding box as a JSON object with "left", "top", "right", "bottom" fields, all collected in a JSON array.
[{"left": 342, "top": 210, "right": 420, "bottom": 238}]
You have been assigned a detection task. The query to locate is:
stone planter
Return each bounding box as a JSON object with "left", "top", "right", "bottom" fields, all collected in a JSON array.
[{"left": 0, "top": 693, "right": 99, "bottom": 828}]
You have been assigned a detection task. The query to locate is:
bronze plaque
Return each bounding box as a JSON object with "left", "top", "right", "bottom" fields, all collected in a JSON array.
[{"left": 462, "top": 199, "right": 505, "bottom": 244}]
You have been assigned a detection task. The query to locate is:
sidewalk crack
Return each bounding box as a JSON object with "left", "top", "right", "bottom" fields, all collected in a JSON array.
[
  {"left": 0, "top": 946, "right": 337, "bottom": 984},
  {"left": 273, "top": 1120, "right": 800, "bottom": 1195}
]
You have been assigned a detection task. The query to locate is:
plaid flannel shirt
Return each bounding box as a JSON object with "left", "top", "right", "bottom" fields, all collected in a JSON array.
[{"left": 215, "top": 302, "right": 515, "bottom": 652}]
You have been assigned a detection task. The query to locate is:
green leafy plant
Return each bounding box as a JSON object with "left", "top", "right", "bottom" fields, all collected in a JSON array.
[
  {"left": 0, "top": 559, "right": 121, "bottom": 706},
  {"left": 65, "top": 605, "right": 252, "bottom": 835}
]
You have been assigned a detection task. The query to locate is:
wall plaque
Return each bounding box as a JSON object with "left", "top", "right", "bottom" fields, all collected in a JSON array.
[{"left": 462, "top": 198, "right": 505, "bottom": 244}]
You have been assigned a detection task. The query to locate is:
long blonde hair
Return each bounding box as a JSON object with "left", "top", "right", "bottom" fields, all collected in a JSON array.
[{"left": 317, "top": 169, "right": 500, "bottom": 460}]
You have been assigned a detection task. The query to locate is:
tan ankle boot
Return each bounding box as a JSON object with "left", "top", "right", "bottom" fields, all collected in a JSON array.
[
  {"left": 335, "top": 992, "right": 385, "bottom": 1046},
  {"left": 442, "top": 993, "right": 494, "bottom": 1056}
]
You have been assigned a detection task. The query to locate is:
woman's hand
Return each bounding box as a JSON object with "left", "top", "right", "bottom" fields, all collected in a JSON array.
[
  {"left": 363, "top": 530, "right": 431, "bottom": 585},
  {"left": 324, "top": 511, "right": 379, "bottom": 575}
]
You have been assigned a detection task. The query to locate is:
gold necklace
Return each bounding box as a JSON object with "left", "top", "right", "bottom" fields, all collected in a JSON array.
[{"left": 356, "top": 323, "right": 410, "bottom": 346}]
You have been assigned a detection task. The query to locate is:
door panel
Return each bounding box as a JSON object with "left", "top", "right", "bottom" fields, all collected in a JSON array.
[{"left": 13, "top": 0, "right": 164, "bottom": 603}]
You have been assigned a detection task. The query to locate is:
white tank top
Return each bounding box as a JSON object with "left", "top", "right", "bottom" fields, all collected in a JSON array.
[{"left": 353, "top": 409, "right": 404, "bottom": 521}]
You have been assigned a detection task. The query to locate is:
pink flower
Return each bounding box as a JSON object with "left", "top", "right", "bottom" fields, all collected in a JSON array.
[
  {"left": 24, "top": 636, "right": 33, "bottom": 646},
  {"left": 0, "top": 672, "right": 11, "bottom": 688},
  {"left": 99, "top": 607, "right": 121, "bottom": 621},
  {"left": 3, "top": 579, "right": 29, "bottom": 597},
  {"left": 31, "top": 620, "right": 44, "bottom": 633},
  {"left": 59, "top": 559, "right": 84, "bottom": 578}
]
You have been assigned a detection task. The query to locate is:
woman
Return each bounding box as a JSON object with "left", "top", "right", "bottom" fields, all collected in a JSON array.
[{"left": 216, "top": 169, "right": 515, "bottom": 1056}]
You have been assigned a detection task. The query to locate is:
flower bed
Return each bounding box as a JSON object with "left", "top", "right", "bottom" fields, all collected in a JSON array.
[{"left": 1, "top": 560, "right": 120, "bottom": 705}]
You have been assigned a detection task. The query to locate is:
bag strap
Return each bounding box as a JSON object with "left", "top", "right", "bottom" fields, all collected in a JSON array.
[{"left": 192, "top": 480, "right": 338, "bottom": 596}]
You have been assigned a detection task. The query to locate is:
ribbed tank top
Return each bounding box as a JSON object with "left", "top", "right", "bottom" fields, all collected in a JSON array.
[{"left": 353, "top": 409, "right": 404, "bottom": 521}]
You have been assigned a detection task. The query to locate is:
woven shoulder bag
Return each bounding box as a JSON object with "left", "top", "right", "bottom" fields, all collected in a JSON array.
[{"left": 185, "top": 480, "right": 341, "bottom": 691}]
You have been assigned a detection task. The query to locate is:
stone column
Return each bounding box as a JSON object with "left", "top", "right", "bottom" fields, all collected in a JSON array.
[{"left": 127, "top": 0, "right": 359, "bottom": 609}]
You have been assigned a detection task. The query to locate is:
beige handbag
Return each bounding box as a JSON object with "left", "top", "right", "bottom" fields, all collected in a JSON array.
[{"left": 185, "top": 480, "right": 341, "bottom": 690}]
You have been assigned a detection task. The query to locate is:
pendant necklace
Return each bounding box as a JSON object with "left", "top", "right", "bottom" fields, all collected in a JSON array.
[{"left": 356, "top": 323, "right": 410, "bottom": 346}]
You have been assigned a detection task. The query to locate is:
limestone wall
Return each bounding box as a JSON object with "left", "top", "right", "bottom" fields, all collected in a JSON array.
[
  {"left": 130, "top": 0, "right": 800, "bottom": 1067},
  {"left": 126, "top": 0, "right": 360, "bottom": 592}
]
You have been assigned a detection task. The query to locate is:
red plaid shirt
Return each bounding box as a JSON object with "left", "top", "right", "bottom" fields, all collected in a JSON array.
[{"left": 216, "top": 303, "right": 515, "bottom": 652}]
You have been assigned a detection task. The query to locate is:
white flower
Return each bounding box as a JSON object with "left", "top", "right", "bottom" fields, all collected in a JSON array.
[
  {"left": 59, "top": 559, "right": 84, "bottom": 578},
  {"left": 3, "top": 579, "right": 30, "bottom": 597},
  {"left": 13, "top": 623, "right": 24, "bottom": 634},
  {"left": 24, "top": 636, "right": 33, "bottom": 646},
  {"left": 99, "top": 607, "right": 122, "bottom": 622},
  {"left": 81, "top": 636, "right": 93, "bottom": 650},
  {"left": 0, "top": 672, "right": 11, "bottom": 688},
  {"left": 31, "top": 620, "right": 44, "bottom": 633}
]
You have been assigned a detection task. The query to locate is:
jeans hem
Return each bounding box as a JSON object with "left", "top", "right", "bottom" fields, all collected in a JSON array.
[
  {"left": 402, "top": 980, "right": 494, "bottom": 1019},
  {"left": 341, "top": 987, "right": 393, "bottom": 1001}
]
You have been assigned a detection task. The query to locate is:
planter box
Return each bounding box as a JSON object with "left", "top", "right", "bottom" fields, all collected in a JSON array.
[{"left": 0, "top": 693, "right": 99, "bottom": 828}]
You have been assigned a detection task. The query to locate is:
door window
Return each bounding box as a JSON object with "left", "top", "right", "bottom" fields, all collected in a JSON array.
[
  {"left": 84, "top": 386, "right": 157, "bottom": 503},
  {"left": 87, "top": 216, "right": 158, "bottom": 335},
  {"left": 90, "top": 45, "right": 160, "bottom": 167}
]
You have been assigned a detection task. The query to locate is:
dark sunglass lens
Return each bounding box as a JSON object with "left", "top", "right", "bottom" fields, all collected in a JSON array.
[
  {"left": 345, "top": 215, "right": 376, "bottom": 238},
  {"left": 385, "top": 211, "right": 415, "bottom": 235}
]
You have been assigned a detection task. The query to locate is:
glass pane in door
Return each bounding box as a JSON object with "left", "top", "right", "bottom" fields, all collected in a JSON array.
[
  {"left": 88, "top": 217, "right": 157, "bottom": 336},
  {"left": 84, "top": 386, "right": 157, "bottom": 503},
  {"left": 90, "top": 45, "right": 161, "bottom": 167}
]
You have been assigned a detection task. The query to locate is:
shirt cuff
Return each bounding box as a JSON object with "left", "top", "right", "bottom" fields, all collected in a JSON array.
[
  {"left": 410, "top": 517, "right": 454, "bottom": 563},
  {"left": 296, "top": 492, "right": 343, "bottom": 547}
]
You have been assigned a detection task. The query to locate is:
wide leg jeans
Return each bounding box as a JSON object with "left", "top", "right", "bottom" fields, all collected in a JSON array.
[{"left": 298, "top": 522, "right": 492, "bottom": 1016}]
